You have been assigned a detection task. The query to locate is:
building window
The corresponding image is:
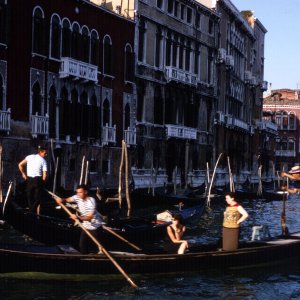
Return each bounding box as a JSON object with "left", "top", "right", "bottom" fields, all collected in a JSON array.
[
  {"left": 81, "top": 27, "right": 90, "bottom": 63},
  {"left": 154, "top": 87, "right": 163, "bottom": 125},
  {"left": 0, "top": 75, "right": 3, "bottom": 110},
  {"left": 90, "top": 30, "right": 99, "bottom": 65},
  {"left": 156, "top": 0, "right": 163, "bottom": 9},
  {"left": 71, "top": 23, "right": 80, "bottom": 60},
  {"left": 208, "top": 19, "right": 214, "bottom": 35},
  {"left": 69, "top": 158, "right": 75, "bottom": 172},
  {"left": 185, "top": 41, "right": 191, "bottom": 72},
  {"left": 32, "top": 82, "right": 42, "bottom": 115},
  {"left": 48, "top": 86, "right": 57, "bottom": 139},
  {"left": 289, "top": 113, "right": 295, "bottom": 130},
  {"left": 180, "top": 4, "right": 185, "bottom": 20},
  {"left": 50, "top": 15, "right": 61, "bottom": 59},
  {"left": 32, "top": 7, "right": 46, "bottom": 55},
  {"left": 125, "top": 44, "right": 134, "bottom": 82},
  {"left": 195, "top": 12, "right": 201, "bottom": 29},
  {"left": 172, "top": 35, "right": 178, "bottom": 68},
  {"left": 138, "top": 19, "right": 146, "bottom": 62},
  {"left": 167, "top": 0, "right": 174, "bottom": 14},
  {"left": 155, "top": 27, "right": 162, "bottom": 68},
  {"left": 62, "top": 19, "right": 71, "bottom": 57},
  {"left": 0, "top": 2, "right": 8, "bottom": 45},
  {"left": 102, "top": 98, "right": 110, "bottom": 126},
  {"left": 165, "top": 31, "right": 172, "bottom": 66},
  {"left": 103, "top": 35, "right": 113, "bottom": 75},
  {"left": 186, "top": 7, "right": 192, "bottom": 23},
  {"left": 124, "top": 103, "right": 130, "bottom": 130},
  {"left": 102, "top": 160, "right": 110, "bottom": 174}
]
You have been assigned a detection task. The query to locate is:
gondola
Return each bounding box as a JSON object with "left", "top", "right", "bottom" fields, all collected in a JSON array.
[
  {"left": 1, "top": 191, "right": 205, "bottom": 251},
  {"left": 1, "top": 231, "right": 300, "bottom": 275}
]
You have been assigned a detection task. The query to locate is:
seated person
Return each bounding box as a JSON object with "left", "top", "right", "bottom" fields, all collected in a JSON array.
[{"left": 165, "top": 214, "right": 188, "bottom": 254}]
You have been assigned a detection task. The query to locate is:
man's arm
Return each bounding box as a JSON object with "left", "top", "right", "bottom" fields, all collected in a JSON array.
[
  {"left": 42, "top": 170, "right": 47, "bottom": 181},
  {"left": 18, "top": 159, "right": 27, "bottom": 180}
]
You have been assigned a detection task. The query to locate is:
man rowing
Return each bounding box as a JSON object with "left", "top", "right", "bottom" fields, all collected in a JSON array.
[{"left": 281, "top": 165, "right": 300, "bottom": 194}]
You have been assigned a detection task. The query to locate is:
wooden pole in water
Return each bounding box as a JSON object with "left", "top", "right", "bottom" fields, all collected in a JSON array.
[
  {"left": 207, "top": 153, "right": 223, "bottom": 206},
  {"left": 79, "top": 156, "right": 86, "bottom": 185},
  {"left": 84, "top": 160, "right": 89, "bottom": 185},
  {"left": 47, "top": 190, "right": 138, "bottom": 288},
  {"left": 0, "top": 144, "right": 2, "bottom": 203},
  {"left": 52, "top": 157, "right": 59, "bottom": 194},
  {"left": 123, "top": 140, "right": 132, "bottom": 217},
  {"left": 118, "top": 141, "right": 125, "bottom": 208}
]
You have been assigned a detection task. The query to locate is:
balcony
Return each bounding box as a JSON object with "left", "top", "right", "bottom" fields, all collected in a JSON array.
[
  {"left": 60, "top": 57, "right": 98, "bottom": 83},
  {"left": 124, "top": 127, "right": 136, "bottom": 145},
  {"left": 275, "top": 150, "right": 296, "bottom": 157},
  {"left": 165, "top": 124, "right": 197, "bottom": 140},
  {"left": 102, "top": 124, "right": 116, "bottom": 145},
  {"left": 31, "top": 113, "right": 49, "bottom": 138},
  {"left": 0, "top": 108, "right": 11, "bottom": 133},
  {"left": 165, "top": 66, "right": 198, "bottom": 86},
  {"left": 256, "top": 120, "right": 278, "bottom": 135}
]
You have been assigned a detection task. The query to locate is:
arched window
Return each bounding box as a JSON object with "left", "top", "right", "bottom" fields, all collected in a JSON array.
[
  {"left": 103, "top": 98, "right": 110, "bottom": 126},
  {"left": 32, "top": 82, "right": 41, "bottom": 115},
  {"left": 103, "top": 36, "right": 113, "bottom": 75},
  {"left": 50, "top": 15, "right": 61, "bottom": 59},
  {"left": 154, "top": 87, "right": 163, "bottom": 125},
  {"left": 125, "top": 44, "right": 134, "bottom": 82},
  {"left": 81, "top": 27, "right": 90, "bottom": 63},
  {"left": 71, "top": 23, "right": 80, "bottom": 60},
  {"left": 282, "top": 111, "right": 288, "bottom": 130},
  {"left": 289, "top": 113, "right": 296, "bottom": 130},
  {"left": 90, "top": 30, "right": 99, "bottom": 65},
  {"left": 62, "top": 19, "right": 71, "bottom": 57},
  {"left": 48, "top": 86, "right": 57, "bottom": 138},
  {"left": 32, "top": 7, "right": 45, "bottom": 55},
  {"left": 124, "top": 103, "right": 130, "bottom": 130}
]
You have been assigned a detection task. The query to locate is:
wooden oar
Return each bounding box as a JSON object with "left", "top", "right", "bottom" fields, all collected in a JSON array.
[
  {"left": 102, "top": 225, "right": 142, "bottom": 251},
  {"left": 47, "top": 190, "right": 138, "bottom": 289}
]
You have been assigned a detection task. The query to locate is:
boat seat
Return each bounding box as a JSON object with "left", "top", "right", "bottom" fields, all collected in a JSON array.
[{"left": 251, "top": 225, "right": 271, "bottom": 241}]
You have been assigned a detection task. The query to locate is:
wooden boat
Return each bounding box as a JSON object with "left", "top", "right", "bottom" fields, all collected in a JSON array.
[
  {"left": 1, "top": 192, "right": 205, "bottom": 251},
  {"left": 1, "top": 231, "right": 300, "bottom": 275}
]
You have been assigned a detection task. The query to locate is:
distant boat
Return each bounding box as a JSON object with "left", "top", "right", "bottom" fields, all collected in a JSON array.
[{"left": 1, "top": 232, "right": 300, "bottom": 275}]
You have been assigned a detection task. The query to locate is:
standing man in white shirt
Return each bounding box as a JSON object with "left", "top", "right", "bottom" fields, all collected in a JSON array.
[{"left": 18, "top": 145, "right": 48, "bottom": 213}]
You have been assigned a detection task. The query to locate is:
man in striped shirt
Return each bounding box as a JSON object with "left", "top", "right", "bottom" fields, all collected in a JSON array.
[{"left": 55, "top": 184, "right": 103, "bottom": 254}]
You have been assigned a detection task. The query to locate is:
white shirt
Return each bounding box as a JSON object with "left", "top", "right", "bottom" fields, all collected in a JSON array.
[
  {"left": 70, "top": 195, "right": 103, "bottom": 230},
  {"left": 25, "top": 154, "right": 47, "bottom": 177}
]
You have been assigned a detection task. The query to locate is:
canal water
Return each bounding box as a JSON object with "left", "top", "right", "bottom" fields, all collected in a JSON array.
[{"left": 1, "top": 194, "right": 300, "bottom": 299}]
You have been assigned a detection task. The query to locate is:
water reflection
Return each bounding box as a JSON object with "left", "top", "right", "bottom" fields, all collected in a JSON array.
[{"left": 1, "top": 195, "right": 300, "bottom": 299}]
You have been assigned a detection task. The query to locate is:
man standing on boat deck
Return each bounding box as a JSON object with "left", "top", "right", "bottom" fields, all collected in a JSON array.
[
  {"left": 55, "top": 184, "right": 104, "bottom": 254},
  {"left": 18, "top": 145, "right": 48, "bottom": 214}
]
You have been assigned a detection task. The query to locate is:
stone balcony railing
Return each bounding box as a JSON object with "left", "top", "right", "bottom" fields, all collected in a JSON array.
[
  {"left": 165, "top": 124, "right": 197, "bottom": 140},
  {"left": 275, "top": 150, "right": 296, "bottom": 157},
  {"left": 60, "top": 57, "right": 98, "bottom": 82},
  {"left": 124, "top": 127, "right": 136, "bottom": 145},
  {"left": 256, "top": 120, "right": 278, "bottom": 134},
  {"left": 0, "top": 108, "right": 11, "bottom": 133},
  {"left": 31, "top": 113, "right": 49, "bottom": 138},
  {"left": 102, "top": 124, "right": 116, "bottom": 145},
  {"left": 165, "top": 66, "right": 198, "bottom": 86}
]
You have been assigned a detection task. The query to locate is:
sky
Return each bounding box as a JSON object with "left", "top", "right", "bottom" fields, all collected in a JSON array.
[{"left": 232, "top": 0, "right": 300, "bottom": 90}]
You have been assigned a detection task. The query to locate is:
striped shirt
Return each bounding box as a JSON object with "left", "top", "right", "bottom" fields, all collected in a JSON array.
[{"left": 70, "top": 195, "right": 103, "bottom": 230}]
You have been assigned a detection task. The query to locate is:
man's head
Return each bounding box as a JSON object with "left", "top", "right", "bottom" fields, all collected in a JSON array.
[
  {"left": 76, "top": 184, "right": 88, "bottom": 200},
  {"left": 38, "top": 145, "right": 47, "bottom": 158}
]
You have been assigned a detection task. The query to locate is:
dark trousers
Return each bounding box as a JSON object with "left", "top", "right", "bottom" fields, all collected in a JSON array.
[
  {"left": 26, "top": 177, "right": 43, "bottom": 213},
  {"left": 79, "top": 228, "right": 101, "bottom": 254}
]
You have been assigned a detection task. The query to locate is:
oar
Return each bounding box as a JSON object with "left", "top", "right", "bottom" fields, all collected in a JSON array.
[
  {"left": 46, "top": 190, "right": 138, "bottom": 289},
  {"left": 102, "top": 225, "right": 142, "bottom": 251}
]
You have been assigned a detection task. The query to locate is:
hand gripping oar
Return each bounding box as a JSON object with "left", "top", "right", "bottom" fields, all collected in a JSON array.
[{"left": 47, "top": 190, "right": 138, "bottom": 289}]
